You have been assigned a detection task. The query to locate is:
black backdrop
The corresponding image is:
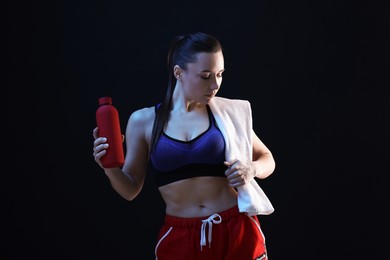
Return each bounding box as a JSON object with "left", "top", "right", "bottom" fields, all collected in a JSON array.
[{"left": 4, "top": 0, "right": 389, "bottom": 259}]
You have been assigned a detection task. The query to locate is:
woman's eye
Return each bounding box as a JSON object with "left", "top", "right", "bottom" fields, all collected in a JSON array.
[{"left": 200, "top": 72, "right": 223, "bottom": 79}]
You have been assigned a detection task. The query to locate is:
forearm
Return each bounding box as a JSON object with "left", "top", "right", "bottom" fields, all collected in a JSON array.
[
  {"left": 103, "top": 168, "right": 142, "bottom": 201},
  {"left": 253, "top": 153, "right": 276, "bottom": 179}
]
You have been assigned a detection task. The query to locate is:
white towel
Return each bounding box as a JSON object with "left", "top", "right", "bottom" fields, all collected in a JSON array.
[{"left": 209, "top": 96, "right": 274, "bottom": 216}]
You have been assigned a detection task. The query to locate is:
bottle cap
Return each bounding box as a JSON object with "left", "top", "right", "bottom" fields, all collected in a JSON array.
[{"left": 99, "top": 96, "right": 112, "bottom": 105}]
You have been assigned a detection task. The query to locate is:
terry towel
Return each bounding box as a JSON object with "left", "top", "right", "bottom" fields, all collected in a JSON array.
[{"left": 209, "top": 96, "right": 275, "bottom": 216}]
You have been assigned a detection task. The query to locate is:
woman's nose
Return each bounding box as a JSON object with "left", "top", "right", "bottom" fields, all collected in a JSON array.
[{"left": 210, "top": 76, "right": 221, "bottom": 90}]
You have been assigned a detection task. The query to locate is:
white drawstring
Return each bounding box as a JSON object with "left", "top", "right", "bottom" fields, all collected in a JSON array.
[{"left": 200, "top": 213, "right": 222, "bottom": 250}]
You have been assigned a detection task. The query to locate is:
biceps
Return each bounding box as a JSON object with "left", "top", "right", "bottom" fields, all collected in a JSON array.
[
  {"left": 252, "top": 130, "right": 272, "bottom": 160},
  {"left": 122, "top": 123, "right": 149, "bottom": 184}
]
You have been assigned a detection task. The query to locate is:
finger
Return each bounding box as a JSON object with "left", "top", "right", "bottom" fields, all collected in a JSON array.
[
  {"left": 227, "top": 170, "right": 244, "bottom": 181},
  {"left": 93, "top": 142, "right": 109, "bottom": 155},
  {"left": 225, "top": 168, "right": 239, "bottom": 179},
  {"left": 94, "top": 149, "right": 106, "bottom": 165},
  {"left": 224, "top": 161, "right": 237, "bottom": 176},
  {"left": 228, "top": 177, "right": 240, "bottom": 187},
  {"left": 93, "top": 148, "right": 105, "bottom": 158},
  {"left": 93, "top": 137, "right": 107, "bottom": 148},
  {"left": 93, "top": 142, "right": 109, "bottom": 154},
  {"left": 121, "top": 134, "right": 125, "bottom": 143},
  {"left": 224, "top": 162, "right": 241, "bottom": 177},
  {"left": 93, "top": 127, "right": 99, "bottom": 139},
  {"left": 229, "top": 180, "right": 244, "bottom": 188},
  {"left": 224, "top": 159, "right": 238, "bottom": 167},
  {"left": 228, "top": 174, "right": 245, "bottom": 186},
  {"left": 224, "top": 167, "right": 234, "bottom": 177}
]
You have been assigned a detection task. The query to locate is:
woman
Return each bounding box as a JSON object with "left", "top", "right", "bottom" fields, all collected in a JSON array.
[{"left": 92, "top": 32, "right": 275, "bottom": 260}]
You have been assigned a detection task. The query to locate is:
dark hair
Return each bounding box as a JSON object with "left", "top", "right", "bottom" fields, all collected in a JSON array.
[{"left": 150, "top": 32, "right": 222, "bottom": 152}]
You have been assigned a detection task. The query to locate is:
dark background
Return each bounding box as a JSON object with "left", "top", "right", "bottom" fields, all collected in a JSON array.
[{"left": 4, "top": 0, "right": 389, "bottom": 259}]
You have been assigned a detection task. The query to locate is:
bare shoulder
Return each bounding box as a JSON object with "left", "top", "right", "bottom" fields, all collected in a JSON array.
[
  {"left": 125, "top": 106, "right": 155, "bottom": 142},
  {"left": 128, "top": 106, "right": 155, "bottom": 125}
]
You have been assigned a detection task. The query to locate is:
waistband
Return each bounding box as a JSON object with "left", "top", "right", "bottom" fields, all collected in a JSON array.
[{"left": 163, "top": 204, "right": 240, "bottom": 229}]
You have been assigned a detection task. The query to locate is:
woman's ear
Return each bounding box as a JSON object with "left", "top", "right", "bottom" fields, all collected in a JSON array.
[{"left": 173, "top": 65, "right": 183, "bottom": 80}]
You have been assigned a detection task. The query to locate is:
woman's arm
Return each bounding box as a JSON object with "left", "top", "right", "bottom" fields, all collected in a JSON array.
[
  {"left": 93, "top": 108, "right": 153, "bottom": 201},
  {"left": 224, "top": 129, "right": 275, "bottom": 187},
  {"left": 251, "top": 129, "right": 276, "bottom": 179}
]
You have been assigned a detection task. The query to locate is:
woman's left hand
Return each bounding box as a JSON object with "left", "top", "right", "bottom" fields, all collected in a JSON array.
[{"left": 224, "top": 159, "right": 256, "bottom": 188}]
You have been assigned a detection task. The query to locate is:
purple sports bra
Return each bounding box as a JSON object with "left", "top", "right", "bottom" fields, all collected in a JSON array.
[{"left": 149, "top": 105, "right": 227, "bottom": 187}]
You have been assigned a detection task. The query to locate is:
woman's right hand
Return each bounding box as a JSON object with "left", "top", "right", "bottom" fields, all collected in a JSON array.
[{"left": 92, "top": 127, "right": 108, "bottom": 169}]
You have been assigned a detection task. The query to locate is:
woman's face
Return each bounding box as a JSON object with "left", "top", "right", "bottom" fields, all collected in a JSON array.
[{"left": 180, "top": 51, "right": 225, "bottom": 104}]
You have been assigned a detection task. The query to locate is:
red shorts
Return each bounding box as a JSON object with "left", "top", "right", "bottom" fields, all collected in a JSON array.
[{"left": 155, "top": 205, "right": 268, "bottom": 260}]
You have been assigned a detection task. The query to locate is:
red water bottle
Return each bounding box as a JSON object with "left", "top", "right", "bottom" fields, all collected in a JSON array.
[{"left": 96, "top": 96, "right": 124, "bottom": 168}]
